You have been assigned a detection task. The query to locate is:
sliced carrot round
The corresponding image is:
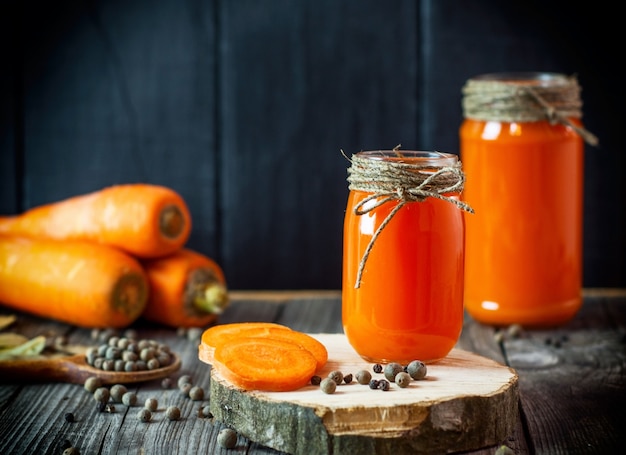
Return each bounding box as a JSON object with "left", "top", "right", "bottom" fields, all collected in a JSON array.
[
  {"left": 212, "top": 337, "right": 317, "bottom": 392},
  {"left": 199, "top": 322, "right": 292, "bottom": 364},
  {"left": 258, "top": 328, "right": 328, "bottom": 370}
]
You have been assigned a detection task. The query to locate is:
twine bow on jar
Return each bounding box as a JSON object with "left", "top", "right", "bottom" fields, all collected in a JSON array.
[
  {"left": 343, "top": 150, "right": 474, "bottom": 289},
  {"left": 461, "top": 73, "right": 599, "bottom": 146}
]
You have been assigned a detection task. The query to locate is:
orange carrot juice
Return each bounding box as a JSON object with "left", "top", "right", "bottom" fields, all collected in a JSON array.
[
  {"left": 460, "top": 73, "right": 593, "bottom": 327},
  {"left": 461, "top": 119, "right": 583, "bottom": 326},
  {"left": 342, "top": 151, "right": 469, "bottom": 364}
]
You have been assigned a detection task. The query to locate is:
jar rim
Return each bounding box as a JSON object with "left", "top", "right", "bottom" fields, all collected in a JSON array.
[
  {"left": 356, "top": 150, "right": 458, "bottom": 166},
  {"left": 469, "top": 72, "right": 571, "bottom": 86}
]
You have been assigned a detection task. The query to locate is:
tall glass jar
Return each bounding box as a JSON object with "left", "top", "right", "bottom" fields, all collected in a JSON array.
[
  {"left": 342, "top": 150, "right": 472, "bottom": 364},
  {"left": 460, "top": 72, "right": 598, "bottom": 327}
]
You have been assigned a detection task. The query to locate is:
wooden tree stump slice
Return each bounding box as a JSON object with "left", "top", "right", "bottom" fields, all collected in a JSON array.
[{"left": 209, "top": 334, "right": 519, "bottom": 455}]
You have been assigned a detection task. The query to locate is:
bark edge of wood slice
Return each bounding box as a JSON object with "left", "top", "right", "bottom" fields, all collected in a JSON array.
[{"left": 209, "top": 333, "right": 519, "bottom": 455}]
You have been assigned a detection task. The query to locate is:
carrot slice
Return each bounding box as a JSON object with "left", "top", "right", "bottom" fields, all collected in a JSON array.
[
  {"left": 252, "top": 328, "right": 328, "bottom": 370},
  {"left": 199, "top": 322, "right": 291, "bottom": 363},
  {"left": 212, "top": 337, "right": 318, "bottom": 392}
]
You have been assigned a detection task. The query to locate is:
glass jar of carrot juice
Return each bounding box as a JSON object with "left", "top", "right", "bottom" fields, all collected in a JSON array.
[
  {"left": 342, "top": 150, "right": 473, "bottom": 364},
  {"left": 460, "top": 72, "right": 598, "bottom": 327}
]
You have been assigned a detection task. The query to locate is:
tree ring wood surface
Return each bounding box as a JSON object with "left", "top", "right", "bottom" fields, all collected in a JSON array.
[{"left": 209, "top": 334, "right": 519, "bottom": 455}]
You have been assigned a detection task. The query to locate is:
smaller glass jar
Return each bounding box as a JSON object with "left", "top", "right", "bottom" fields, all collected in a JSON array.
[{"left": 342, "top": 150, "right": 472, "bottom": 364}]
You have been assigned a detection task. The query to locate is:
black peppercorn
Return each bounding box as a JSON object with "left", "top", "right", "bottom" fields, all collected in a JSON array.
[
  {"left": 64, "top": 412, "right": 75, "bottom": 423},
  {"left": 373, "top": 364, "right": 383, "bottom": 374}
]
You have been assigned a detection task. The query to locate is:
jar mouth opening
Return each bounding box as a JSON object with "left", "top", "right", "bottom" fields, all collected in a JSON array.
[
  {"left": 470, "top": 72, "right": 570, "bottom": 86},
  {"left": 356, "top": 150, "right": 458, "bottom": 166}
]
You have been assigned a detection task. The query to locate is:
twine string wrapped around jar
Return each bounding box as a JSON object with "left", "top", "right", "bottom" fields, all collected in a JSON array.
[
  {"left": 462, "top": 74, "right": 598, "bottom": 146},
  {"left": 344, "top": 150, "right": 474, "bottom": 288}
]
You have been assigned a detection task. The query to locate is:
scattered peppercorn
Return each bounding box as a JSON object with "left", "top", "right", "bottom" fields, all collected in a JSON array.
[
  {"left": 506, "top": 324, "right": 523, "bottom": 339},
  {"left": 84, "top": 376, "right": 102, "bottom": 393},
  {"left": 179, "top": 382, "right": 193, "bottom": 396},
  {"left": 395, "top": 372, "right": 411, "bottom": 388},
  {"left": 384, "top": 363, "right": 404, "bottom": 382},
  {"left": 378, "top": 379, "right": 390, "bottom": 391},
  {"left": 161, "top": 377, "right": 173, "bottom": 389},
  {"left": 373, "top": 364, "right": 383, "bottom": 373},
  {"left": 62, "top": 447, "right": 80, "bottom": 455},
  {"left": 217, "top": 428, "right": 238, "bottom": 449},
  {"left": 145, "top": 397, "right": 158, "bottom": 412},
  {"left": 166, "top": 406, "right": 181, "bottom": 421},
  {"left": 110, "top": 384, "right": 128, "bottom": 403},
  {"left": 178, "top": 375, "right": 192, "bottom": 389},
  {"left": 320, "top": 378, "right": 337, "bottom": 394},
  {"left": 368, "top": 379, "right": 379, "bottom": 389},
  {"left": 93, "top": 387, "right": 110, "bottom": 403},
  {"left": 355, "top": 370, "right": 372, "bottom": 385},
  {"left": 310, "top": 375, "right": 322, "bottom": 386},
  {"left": 104, "top": 404, "right": 115, "bottom": 413},
  {"left": 137, "top": 409, "right": 152, "bottom": 422},
  {"left": 328, "top": 370, "right": 344, "bottom": 385},
  {"left": 493, "top": 331, "right": 505, "bottom": 344},
  {"left": 406, "top": 360, "right": 427, "bottom": 380},
  {"left": 199, "top": 406, "right": 213, "bottom": 418},
  {"left": 343, "top": 373, "right": 353, "bottom": 384},
  {"left": 189, "top": 386, "right": 205, "bottom": 401},
  {"left": 64, "top": 412, "right": 75, "bottom": 423},
  {"left": 122, "top": 392, "right": 137, "bottom": 407}
]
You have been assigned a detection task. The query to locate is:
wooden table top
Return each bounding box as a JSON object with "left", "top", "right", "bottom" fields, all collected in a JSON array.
[{"left": 1, "top": 288, "right": 625, "bottom": 454}]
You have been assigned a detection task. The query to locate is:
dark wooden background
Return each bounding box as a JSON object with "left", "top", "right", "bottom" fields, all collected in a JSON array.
[{"left": 1, "top": 0, "right": 624, "bottom": 290}]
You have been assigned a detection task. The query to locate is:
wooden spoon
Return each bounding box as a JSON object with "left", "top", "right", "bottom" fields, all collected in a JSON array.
[{"left": 0, "top": 352, "right": 181, "bottom": 385}]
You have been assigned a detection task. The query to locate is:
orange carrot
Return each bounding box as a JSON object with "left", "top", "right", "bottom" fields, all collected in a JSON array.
[
  {"left": 0, "top": 184, "right": 191, "bottom": 258},
  {"left": 211, "top": 337, "right": 319, "bottom": 392},
  {"left": 199, "top": 322, "right": 291, "bottom": 362},
  {"left": 0, "top": 235, "right": 148, "bottom": 328},
  {"left": 140, "top": 248, "right": 229, "bottom": 328},
  {"left": 199, "top": 322, "right": 327, "bottom": 370}
]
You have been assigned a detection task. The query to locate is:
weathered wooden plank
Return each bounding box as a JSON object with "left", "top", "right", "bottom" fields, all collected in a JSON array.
[
  {"left": 1, "top": 290, "right": 625, "bottom": 454},
  {"left": 500, "top": 294, "right": 626, "bottom": 454}
]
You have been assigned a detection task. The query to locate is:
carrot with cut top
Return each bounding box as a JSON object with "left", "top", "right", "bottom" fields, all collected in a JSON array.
[
  {"left": 211, "top": 336, "right": 319, "bottom": 392},
  {"left": 0, "top": 235, "right": 149, "bottom": 328},
  {"left": 0, "top": 184, "right": 191, "bottom": 258},
  {"left": 141, "top": 248, "right": 229, "bottom": 328}
]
